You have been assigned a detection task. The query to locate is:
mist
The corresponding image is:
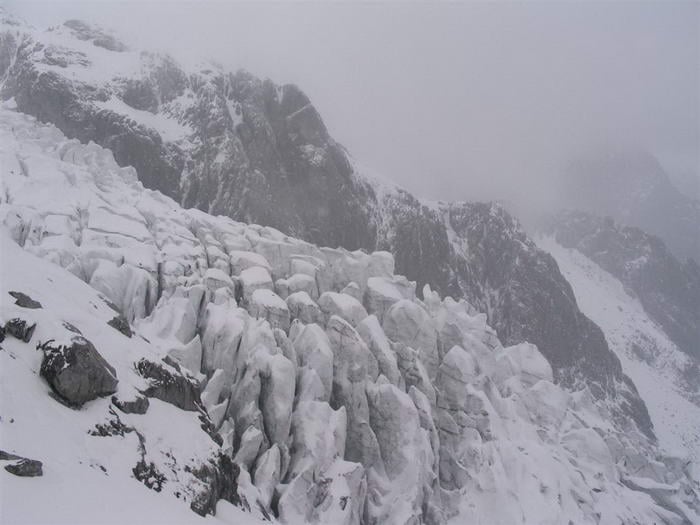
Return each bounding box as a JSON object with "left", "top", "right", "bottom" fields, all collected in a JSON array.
[{"left": 8, "top": 0, "right": 699, "bottom": 206}]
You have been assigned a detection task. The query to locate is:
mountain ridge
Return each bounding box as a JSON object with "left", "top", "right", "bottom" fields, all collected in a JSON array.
[{"left": 0, "top": 14, "right": 656, "bottom": 436}]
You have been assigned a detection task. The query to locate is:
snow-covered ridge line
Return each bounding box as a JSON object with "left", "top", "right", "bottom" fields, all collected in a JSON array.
[{"left": 2, "top": 105, "right": 699, "bottom": 524}]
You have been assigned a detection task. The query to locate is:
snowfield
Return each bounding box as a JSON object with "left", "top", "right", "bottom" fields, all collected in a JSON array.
[
  {"left": 0, "top": 101, "right": 698, "bottom": 524},
  {"left": 538, "top": 236, "right": 700, "bottom": 481}
]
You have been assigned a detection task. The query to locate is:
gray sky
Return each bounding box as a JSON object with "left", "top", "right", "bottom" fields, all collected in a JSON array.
[{"left": 9, "top": 0, "right": 700, "bottom": 204}]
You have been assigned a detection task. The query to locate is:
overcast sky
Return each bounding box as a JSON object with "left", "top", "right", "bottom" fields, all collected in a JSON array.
[{"left": 9, "top": 0, "right": 699, "bottom": 203}]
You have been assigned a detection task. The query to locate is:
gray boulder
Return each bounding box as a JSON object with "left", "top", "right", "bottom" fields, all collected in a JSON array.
[{"left": 39, "top": 336, "right": 118, "bottom": 407}]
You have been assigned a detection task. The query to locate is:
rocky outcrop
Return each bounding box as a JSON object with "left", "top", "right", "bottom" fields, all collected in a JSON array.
[
  {"left": 38, "top": 336, "right": 118, "bottom": 407},
  {"left": 1, "top": 451, "right": 43, "bottom": 477},
  {"left": 546, "top": 210, "right": 700, "bottom": 359},
  {"left": 4, "top": 317, "right": 36, "bottom": 342},
  {"left": 8, "top": 290, "right": 42, "bottom": 308},
  {"left": 135, "top": 358, "right": 201, "bottom": 411}
]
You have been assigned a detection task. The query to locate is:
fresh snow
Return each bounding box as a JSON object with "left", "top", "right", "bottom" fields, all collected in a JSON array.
[
  {"left": 95, "top": 97, "right": 194, "bottom": 142},
  {"left": 538, "top": 236, "right": 700, "bottom": 477}
]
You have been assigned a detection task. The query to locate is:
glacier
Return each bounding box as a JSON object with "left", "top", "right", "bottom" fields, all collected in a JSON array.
[{"left": 1, "top": 98, "right": 698, "bottom": 524}]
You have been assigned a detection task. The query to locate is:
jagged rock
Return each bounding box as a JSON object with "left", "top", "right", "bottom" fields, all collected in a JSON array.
[
  {"left": 318, "top": 291, "right": 368, "bottom": 327},
  {"left": 248, "top": 288, "right": 290, "bottom": 332},
  {"left": 189, "top": 454, "right": 241, "bottom": 517},
  {"left": 38, "top": 336, "right": 118, "bottom": 407},
  {"left": 3, "top": 455, "right": 43, "bottom": 477},
  {"left": 135, "top": 358, "right": 200, "bottom": 411},
  {"left": 383, "top": 299, "right": 439, "bottom": 380},
  {"left": 4, "top": 318, "right": 36, "bottom": 342},
  {"left": 132, "top": 459, "right": 166, "bottom": 492},
  {"left": 286, "top": 291, "right": 323, "bottom": 324},
  {"left": 107, "top": 314, "right": 132, "bottom": 337},
  {"left": 111, "top": 393, "right": 149, "bottom": 414},
  {"left": 8, "top": 290, "right": 42, "bottom": 309}
]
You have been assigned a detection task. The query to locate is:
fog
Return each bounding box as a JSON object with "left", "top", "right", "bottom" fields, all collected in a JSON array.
[{"left": 9, "top": 0, "right": 699, "bottom": 205}]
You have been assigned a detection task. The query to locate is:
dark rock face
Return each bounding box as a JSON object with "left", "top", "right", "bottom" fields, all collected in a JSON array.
[
  {"left": 446, "top": 203, "right": 621, "bottom": 382},
  {"left": 62, "top": 19, "right": 127, "bottom": 52},
  {"left": 562, "top": 150, "right": 700, "bottom": 264},
  {"left": 38, "top": 336, "right": 118, "bottom": 407},
  {"left": 8, "top": 290, "right": 42, "bottom": 309},
  {"left": 443, "top": 202, "right": 655, "bottom": 437},
  {"left": 0, "top": 20, "right": 653, "bottom": 433},
  {"left": 107, "top": 314, "right": 133, "bottom": 338},
  {"left": 135, "top": 358, "right": 201, "bottom": 411},
  {"left": 133, "top": 460, "right": 166, "bottom": 492},
  {"left": 547, "top": 210, "right": 700, "bottom": 360},
  {"left": 4, "top": 318, "right": 36, "bottom": 342},
  {"left": 112, "top": 394, "right": 150, "bottom": 415},
  {"left": 189, "top": 454, "right": 241, "bottom": 517},
  {"left": 2, "top": 451, "right": 43, "bottom": 477}
]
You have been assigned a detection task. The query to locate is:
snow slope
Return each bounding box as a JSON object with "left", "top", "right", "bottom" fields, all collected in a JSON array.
[
  {"left": 0, "top": 104, "right": 698, "bottom": 524},
  {"left": 0, "top": 230, "right": 267, "bottom": 525},
  {"left": 539, "top": 236, "right": 700, "bottom": 481}
]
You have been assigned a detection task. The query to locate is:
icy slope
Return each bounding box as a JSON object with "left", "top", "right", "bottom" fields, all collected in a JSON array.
[
  {"left": 539, "top": 236, "right": 700, "bottom": 479},
  {"left": 1, "top": 106, "right": 698, "bottom": 524}
]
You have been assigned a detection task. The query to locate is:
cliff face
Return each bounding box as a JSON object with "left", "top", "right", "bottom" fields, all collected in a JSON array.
[
  {"left": 0, "top": 14, "right": 650, "bottom": 433},
  {"left": 547, "top": 210, "right": 700, "bottom": 360}
]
